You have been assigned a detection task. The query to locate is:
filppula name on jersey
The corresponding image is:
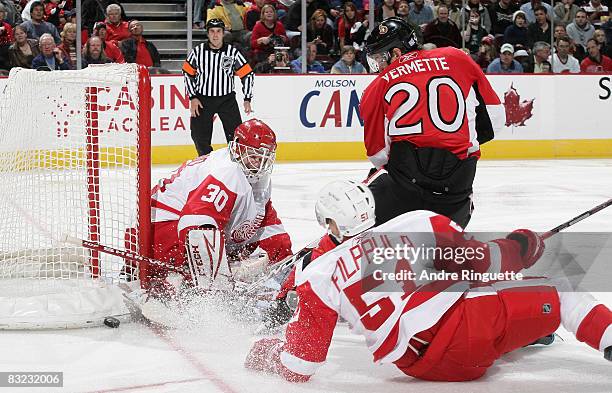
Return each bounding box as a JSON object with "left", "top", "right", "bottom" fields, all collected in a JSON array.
[
  {"left": 372, "top": 269, "right": 524, "bottom": 283},
  {"left": 382, "top": 57, "right": 450, "bottom": 82}
]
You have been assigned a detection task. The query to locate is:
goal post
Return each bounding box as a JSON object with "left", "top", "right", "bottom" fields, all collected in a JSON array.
[{"left": 0, "top": 64, "right": 152, "bottom": 329}]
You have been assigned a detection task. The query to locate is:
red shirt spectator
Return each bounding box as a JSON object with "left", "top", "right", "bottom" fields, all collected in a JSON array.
[
  {"left": 0, "top": 16, "right": 14, "bottom": 46},
  {"left": 104, "top": 3, "right": 130, "bottom": 42},
  {"left": 337, "top": 2, "right": 366, "bottom": 48},
  {"left": 250, "top": 4, "right": 287, "bottom": 60},
  {"left": 244, "top": 0, "right": 265, "bottom": 31},
  {"left": 580, "top": 38, "right": 612, "bottom": 72},
  {"left": 92, "top": 22, "right": 125, "bottom": 63}
]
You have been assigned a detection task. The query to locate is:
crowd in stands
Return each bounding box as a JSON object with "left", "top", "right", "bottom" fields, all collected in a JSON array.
[
  {"left": 195, "top": 0, "right": 612, "bottom": 73},
  {"left": 0, "top": 0, "right": 610, "bottom": 74},
  {"left": 0, "top": 0, "right": 161, "bottom": 73}
]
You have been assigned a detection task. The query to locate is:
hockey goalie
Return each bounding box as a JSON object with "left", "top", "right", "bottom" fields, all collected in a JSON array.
[
  {"left": 245, "top": 180, "right": 612, "bottom": 382},
  {"left": 128, "top": 119, "right": 292, "bottom": 318}
]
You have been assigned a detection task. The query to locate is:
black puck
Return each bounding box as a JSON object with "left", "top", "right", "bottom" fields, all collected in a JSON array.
[
  {"left": 104, "top": 316, "right": 120, "bottom": 328},
  {"left": 605, "top": 346, "right": 611, "bottom": 361}
]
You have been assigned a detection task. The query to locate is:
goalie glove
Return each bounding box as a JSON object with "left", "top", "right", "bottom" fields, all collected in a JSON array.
[
  {"left": 506, "top": 229, "right": 545, "bottom": 268},
  {"left": 185, "top": 227, "right": 234, "bottom": 292},
  {"left": 245, "top": 338, "right": 310, "bottom": 383}
]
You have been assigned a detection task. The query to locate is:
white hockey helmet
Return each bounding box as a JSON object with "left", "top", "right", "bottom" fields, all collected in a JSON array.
[{"left": 315, "top": 180, "right": 376, "bottom": 238}]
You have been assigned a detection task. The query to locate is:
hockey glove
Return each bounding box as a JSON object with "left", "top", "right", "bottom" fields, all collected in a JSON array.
[
  {"left": 245, "top": 338, "right": 310, "bottom": 382},
  {"left": 506, "top": 229, "right": 544, "bottom": 268}
]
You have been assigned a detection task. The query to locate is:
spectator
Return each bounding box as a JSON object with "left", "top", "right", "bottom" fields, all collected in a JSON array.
[
  {"left": 435, "top": 0, "right": 461, "bottom": 27},
  {"left": 396, "top": 0, "right": 410, "bottom": 23},
  {"left": 57, "top": 21, "right": 76, "bottom": 67},
  {"left": 20, "top": 1, "right": 60, "bottom": 43},
  {"left": 523, "top": 40, "right": 551, "bottom": 72},
  {"left": 82, "top": 35, "right": 112, "bottom": 67},
  {"left": 488, "top": 0, "right": 518, "bottom": 36},
  {"left": 459, "top": 0, "right": 491, "bottom": 33},
  {"left": 513, "top": 48, "right": 530, "bottom": 69},
  {"left": 583, "top": 0, "right": 608, "bottom": 26},
  {"left": 251, "top": 4, "right": 288, "bottom": 62},
  {"left": 594, "top": 28, "right": 612, "bottom": 58},
  {"left": 486, "top": 42, "right": 523, "bottom": 73},
  {"left": 337, "top": 2, "right": 367, "bottom": 49},
  {"left": 554, "top": 23, "right": 568, "bottom": 41},
  {"left": 0, "top": 4, "right": 13, "bottom": 70},
  {"left": 105, "top": 3, "right": 129, "bottom": 43},
  {"left": 567, "top": 10, "right": 595, "bottom": 50},
  {"left": 540, "top": 59, "right": 552, "bottom": 72},
  {"left": 423, "top": 4, "right": 462, "bottom": 48},
  {"left": 549, "top": 35, "right": 580, "bottom": 72},
  {"left": 8, "top": 24, "right": 39, "bottom": 68},
  {"left": 463, "top": 7, "right": 488, "bottom": 54},
  {"left": 409, "top": 0, "right": 434, "bottom": 27},
  {"left": 519, "top": 0, "right": 553, "bottom": 24},
  {"left": 193, "top": 0, "right": 205, "bottom": 29},
  {"left": 374, "top": 0, "right": 396, "bottom": 23},
  {"left": 244, "top": 0, "right": 265, "bottom": 31},
  {"left": 44, "top": 0, "right": 67, "bottom": 28},
  {"left": 62, "top": 9, "right": 88, "bottom": 44},
  {"left": 290, "top": 42, "right": 325, "bottom": 73},
  {"left": 0, "top": 0, "right": 22, "bottom": 26},
  {"left": 82, "top": 0, "right": 108, "bottom": 34},
  {"left": 306, "top": 9, "right": 334, "bottom": 55},
  {"left": 330, "top": 45, "right": 365, "bottom": 73},
  {"left": 474, "top": 35, "right": 497, "bottom": 70},
  {"left": 254, "top": 49, "right": 292, "bottom": 73},
  {"left": 504, "top": 10, "right": 529, "bottom": 50},
  {"left": 31, "top": 32, "right": 69, "bottom": 69},
  {"left": 285, "top": 0, "right": 333, "bottom": 32},
  {"left": 92, "top": 21, "right": 125, "bottom": 63},
  {"left": 602, "top": 9, "right": 612, "bottom": 44},
  {"left": 120, "top": 20, "right": 160, "bottom": 67},
  {"left": 580, "top": 37, "right": 612, "bottom": 72},
  {"left": 527, "top": 5, "right": 551, "bottom": 48},
  {"left": 553, "top": 0, "right": 580, "bottom": 26},
  {"left": 207, "top": 0, "right": 249, "bottom": 48}
]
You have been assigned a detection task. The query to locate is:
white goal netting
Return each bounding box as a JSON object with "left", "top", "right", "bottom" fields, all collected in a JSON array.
[{"left": 0, "top": 64, "right": 151, "bottom": 329}]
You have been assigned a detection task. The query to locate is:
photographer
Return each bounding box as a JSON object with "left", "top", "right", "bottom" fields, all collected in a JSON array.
[
  {"left": 31, "top": 32, "right": 70, "bottom": 70},
  {"left": 250, "top": 4, "right": 287, "bottom": 63},
  {"left": 254, "top": 49, "right": 292, "bottom": 73}
]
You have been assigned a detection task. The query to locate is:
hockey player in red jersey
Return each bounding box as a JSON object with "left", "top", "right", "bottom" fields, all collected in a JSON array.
[
  {"left": 360, "top": 17, "right": 505, "bottom": 228},
  {"left": 245, "top": 181, "right": 612, "bottom": 382},
  {"left": 137, "top": 119, "right": 292, "bottom": 298}
]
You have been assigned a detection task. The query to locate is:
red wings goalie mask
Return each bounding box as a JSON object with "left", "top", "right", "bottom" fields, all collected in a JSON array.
[{"left": 229, "top": 119, "right": 277, "bottom": 184}]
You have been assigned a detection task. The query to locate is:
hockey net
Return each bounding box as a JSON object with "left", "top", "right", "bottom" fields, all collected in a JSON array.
[{"left": 0, "top": 64, "right": 151, "bottom": 329}]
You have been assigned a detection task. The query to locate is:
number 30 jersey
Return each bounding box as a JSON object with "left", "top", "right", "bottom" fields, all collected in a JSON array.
[
  {"left": 360, "top": 47, "right": 504, "bottom": 168},
  {"left": 150, "top": 148, "right": 290, "bottom": 262}
]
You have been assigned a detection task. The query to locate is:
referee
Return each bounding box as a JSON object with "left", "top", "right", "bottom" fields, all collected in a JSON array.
[{"left": 182, "top": 19, "right": 254, "bottom": 156}]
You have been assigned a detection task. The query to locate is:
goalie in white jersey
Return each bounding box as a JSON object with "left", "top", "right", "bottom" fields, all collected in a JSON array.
[
  {"left": 245, "top": 180, "right": 612, "bottom": 382},
  {"left": 133, "top": 119, "right": 292, "bottom": 296}
]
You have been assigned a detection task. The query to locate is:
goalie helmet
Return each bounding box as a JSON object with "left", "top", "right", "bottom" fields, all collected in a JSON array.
[
  {"left": 365, "top": 17, "right": 420, "bottom": 73},
  {"left": 315, "top": 180, "right": 376, "bottom": 239},
  {"left": 229, "top": 119, "right": 277, "bottom": 184}
]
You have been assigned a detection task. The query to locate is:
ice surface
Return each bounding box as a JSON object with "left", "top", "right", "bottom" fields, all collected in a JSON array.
[{"left": 1, "top": 159, "right": 611, "bottom": 393}]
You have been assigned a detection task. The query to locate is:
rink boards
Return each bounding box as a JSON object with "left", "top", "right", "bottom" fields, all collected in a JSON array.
[{"left": 1, "top": 73, "right": 611, "bottom": 162}]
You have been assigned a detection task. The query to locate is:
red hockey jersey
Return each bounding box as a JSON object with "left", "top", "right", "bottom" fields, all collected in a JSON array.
[{"left": 360, "top": 47, "right": 504, "bottom": 168}]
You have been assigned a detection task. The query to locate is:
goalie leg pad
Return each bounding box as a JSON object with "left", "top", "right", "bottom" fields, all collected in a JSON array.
[{"left": 185, "top": 228, "right": 233, "bottom": 291}]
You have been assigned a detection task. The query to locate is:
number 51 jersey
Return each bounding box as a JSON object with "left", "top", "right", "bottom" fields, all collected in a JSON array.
[{"left": 360, "top": 47, "right": 504, "bottom": 168}]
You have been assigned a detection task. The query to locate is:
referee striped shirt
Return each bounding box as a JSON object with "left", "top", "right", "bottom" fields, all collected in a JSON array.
[{"left": 182, "top": 42, "right": 254, "bottom": 101}]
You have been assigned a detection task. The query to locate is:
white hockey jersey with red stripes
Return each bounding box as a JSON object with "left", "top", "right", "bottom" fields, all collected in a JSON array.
[
  {"left": 279, "top": 210, "right": 526, "bottom": 378},
  {"left": 150, "top": 148, "right": 287, "bottom": 256}
]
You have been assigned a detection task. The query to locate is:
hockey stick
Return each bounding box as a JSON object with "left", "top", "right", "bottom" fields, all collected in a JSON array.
[
  {"left": 61, "top": 235, "right": 188, "bottom": 275},
  {"left": 541, "top": 198, "right": 612, "bottom": 240},
  {"left": 237, "top": 237, "right": 321, "bottom": 296}
]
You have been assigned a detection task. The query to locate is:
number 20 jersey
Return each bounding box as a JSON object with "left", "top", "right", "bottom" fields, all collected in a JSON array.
[{"left": 360, "top": 47, "right": 505, "bottom": 168}]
